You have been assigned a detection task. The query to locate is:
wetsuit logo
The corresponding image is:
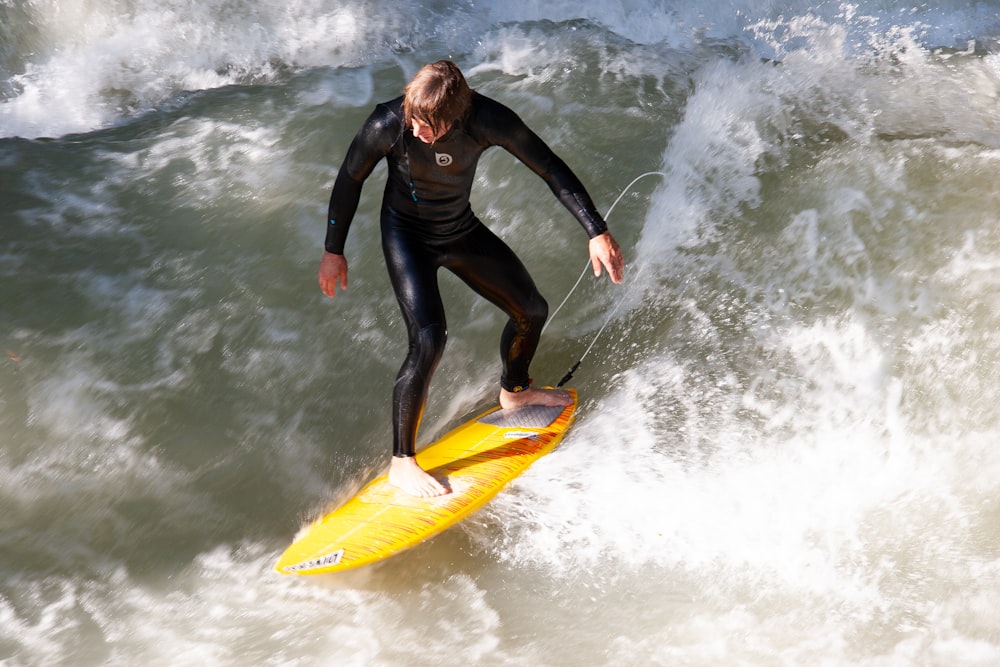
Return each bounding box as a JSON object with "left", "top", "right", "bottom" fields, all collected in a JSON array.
[{"left": 435, "top": 152, "right": 453, "bottom": 167}]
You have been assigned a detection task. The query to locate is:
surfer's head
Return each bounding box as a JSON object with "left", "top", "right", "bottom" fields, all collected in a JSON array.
[{"left": 404, "top": 60, "right": 472, "bottom": 143}]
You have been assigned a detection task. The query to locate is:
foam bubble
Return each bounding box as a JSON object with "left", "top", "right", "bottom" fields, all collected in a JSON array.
[
  {"left": 0, "top": 541, "right": 516, "bottom": 665},
  {"left": 0, "top": 0, "right": 403, "bottom": 138}
]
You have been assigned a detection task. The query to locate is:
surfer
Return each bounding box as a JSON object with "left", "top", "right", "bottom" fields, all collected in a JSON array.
[{"left": 318, "top": 60, "right": 624, "bottom": 497}]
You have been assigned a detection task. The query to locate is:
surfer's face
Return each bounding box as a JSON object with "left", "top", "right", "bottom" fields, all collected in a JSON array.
[{"left": 411, "top": 118, "right": 447, "bottom": 144}]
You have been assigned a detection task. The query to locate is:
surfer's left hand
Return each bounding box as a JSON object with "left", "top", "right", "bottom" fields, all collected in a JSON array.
[{"left": 589, "top": 232, "right": 624, "bottom": 284}]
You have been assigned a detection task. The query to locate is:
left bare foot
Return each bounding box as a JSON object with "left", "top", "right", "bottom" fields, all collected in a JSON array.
[
  {"left": 388, "top": 456, "right": 450, "bottom": 497},
  {"left": 499, "top": 386, "right": 573, "bottom": 410}
]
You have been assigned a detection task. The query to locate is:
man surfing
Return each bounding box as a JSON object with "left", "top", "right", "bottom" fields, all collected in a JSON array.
[{"left": 318, "top": 60, "right": 624, "bottom": 497}]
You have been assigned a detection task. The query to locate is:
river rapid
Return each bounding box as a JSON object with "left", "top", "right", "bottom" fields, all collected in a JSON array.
[{"left": 2, "top": 1, "right": 999, "bottom": 665}]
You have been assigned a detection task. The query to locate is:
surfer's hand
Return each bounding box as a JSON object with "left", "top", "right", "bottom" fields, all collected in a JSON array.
[
  {"left": 589, "top": 232, "right": 624, "bottom": 284},
  {"left": 318, "top": 252, "right": 349, "bottom": 297}
]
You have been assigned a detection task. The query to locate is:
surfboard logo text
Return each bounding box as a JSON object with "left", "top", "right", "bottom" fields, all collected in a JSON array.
[{"left": 282, "top": 548, "right": 344, "bottom": 573}]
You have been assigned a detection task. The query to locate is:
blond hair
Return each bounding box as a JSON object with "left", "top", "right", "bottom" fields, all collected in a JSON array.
[{"left": 403, "top": 60, "right": 472, "bottom": 138}]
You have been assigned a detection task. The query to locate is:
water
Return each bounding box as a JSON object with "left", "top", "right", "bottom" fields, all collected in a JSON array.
[{"left": 2, "top": 0, "right": 999, "bottom": 664}]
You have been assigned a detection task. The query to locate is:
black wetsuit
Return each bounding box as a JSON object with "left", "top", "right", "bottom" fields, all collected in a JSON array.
[{"left": 325, "top": 92, "right": 607, "bottom": 457}]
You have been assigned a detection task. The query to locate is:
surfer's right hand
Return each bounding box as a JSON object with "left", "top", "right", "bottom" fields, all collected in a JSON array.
[{"left": 318, "top": 252, "right": 349, "bottom": 297}]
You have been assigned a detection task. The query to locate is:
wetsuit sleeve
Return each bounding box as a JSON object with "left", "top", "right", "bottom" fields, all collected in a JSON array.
[
  {"left": 325, "top": 104, "right": 399, "bottom": 254},
  {"left": 481, "top": 99, "right": 609, "bottom": 239}
]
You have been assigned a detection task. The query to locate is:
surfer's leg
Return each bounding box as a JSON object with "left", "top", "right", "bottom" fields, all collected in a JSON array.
[
  {"left": 446, "top": 222, "right": 572, "bottom": 410},
  {"left": 381, "top": 218, "right": 450, "bottom": 497}
]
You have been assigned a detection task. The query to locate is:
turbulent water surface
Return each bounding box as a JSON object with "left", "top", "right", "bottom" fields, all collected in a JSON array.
[{"left": 2, "top": 1, "right": 1000, "bottom": 665}]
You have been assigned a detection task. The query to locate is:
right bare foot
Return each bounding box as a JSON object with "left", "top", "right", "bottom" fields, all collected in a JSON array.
[
  {"left": 388, "top": 456, "right": 450, "bottom": 497},
  {"left": 499, "top": 386, "right": 573, "bottom": 410}
]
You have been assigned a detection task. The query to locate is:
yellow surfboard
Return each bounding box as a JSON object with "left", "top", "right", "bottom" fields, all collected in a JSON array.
[{"left": 275, "top": 389, "right": 578, "bottom": 575}]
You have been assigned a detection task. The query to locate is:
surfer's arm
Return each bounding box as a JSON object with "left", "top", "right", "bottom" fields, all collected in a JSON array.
[
  {"left": 477, "top": 97, "right": 623, "bottom": 281},
  {"left": 325, "top": 105, "right": 398, "bottom": 255},
  {"left": 479, "top": 97, "right": 609, "bottom": 239}
]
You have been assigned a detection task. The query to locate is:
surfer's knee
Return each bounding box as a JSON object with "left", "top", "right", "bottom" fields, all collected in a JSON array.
[
  {"left": 409, "top": 323, "right": 447, "bottom": 373},
  {"left": 521, "top": 292, "right": 548, "bottom": 332},
  {"left": 502, "top": 285, "right": 547, "bottom": 333}
]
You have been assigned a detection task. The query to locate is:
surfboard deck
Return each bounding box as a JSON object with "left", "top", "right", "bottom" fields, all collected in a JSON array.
[{"left": 275, "top": 389, "right": 578, "bottom": 575}]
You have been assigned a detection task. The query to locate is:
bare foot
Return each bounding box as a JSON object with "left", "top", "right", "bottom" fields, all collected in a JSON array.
[
  {"left": 388, "top": 456, "right": 450, "bottom": 497},
  {"left": 499, "top": 386, "right": 573, "bottom": 410}
]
